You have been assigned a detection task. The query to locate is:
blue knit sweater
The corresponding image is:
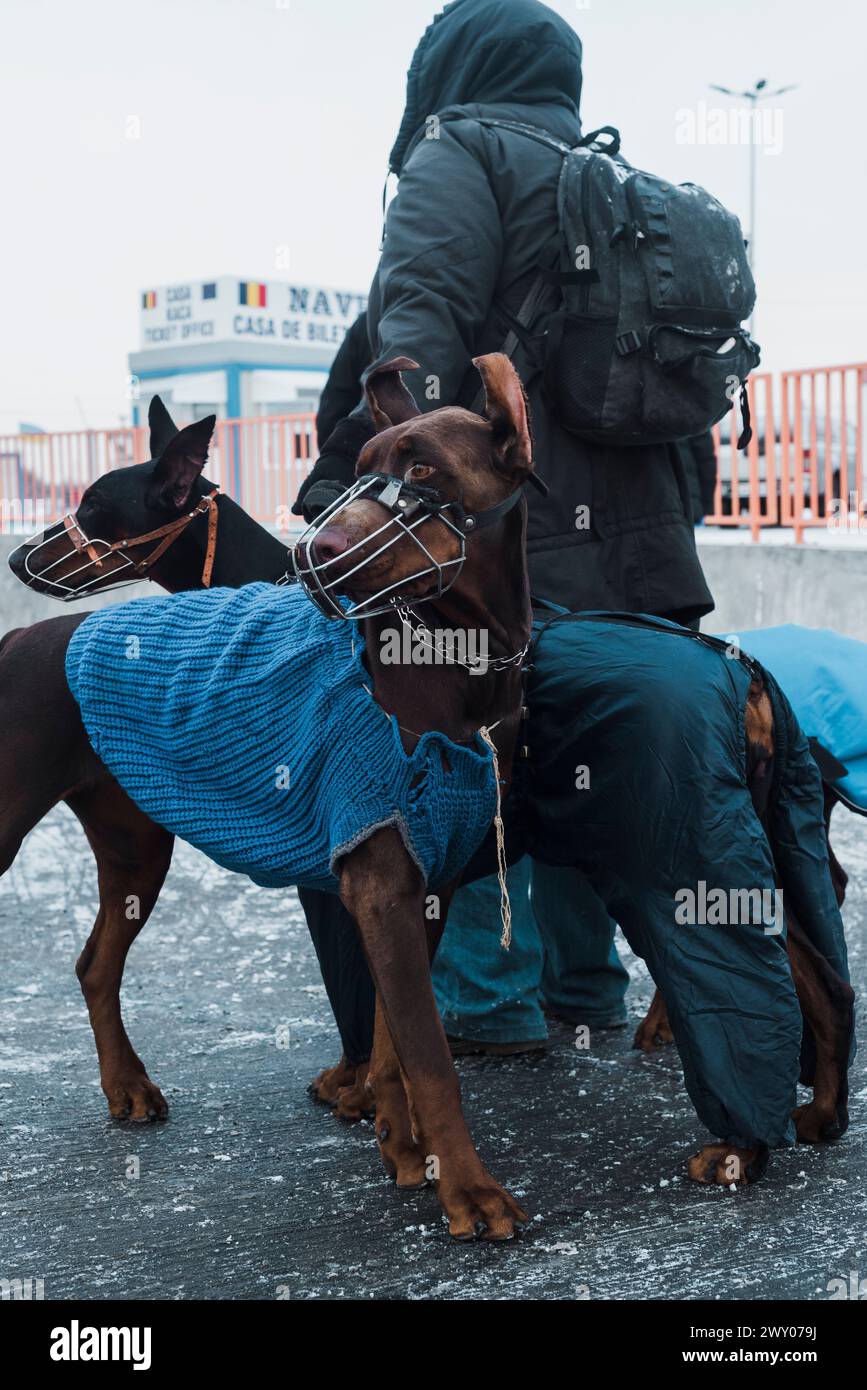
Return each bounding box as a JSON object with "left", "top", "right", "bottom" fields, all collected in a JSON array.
[{"left": 65, "top": 582, "right": 497, "bottom": 892}]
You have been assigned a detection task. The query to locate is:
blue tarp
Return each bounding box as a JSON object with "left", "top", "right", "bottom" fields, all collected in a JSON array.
[{"left": 731, "top": 626, "right": 867, "bottom": 813}]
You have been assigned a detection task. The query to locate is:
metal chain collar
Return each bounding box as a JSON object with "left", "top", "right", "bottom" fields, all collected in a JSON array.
[{"left": 394, "top": 603, "right": 530, "bottom": 674}]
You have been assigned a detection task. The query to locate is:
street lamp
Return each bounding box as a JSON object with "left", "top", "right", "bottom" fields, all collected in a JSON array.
[{"left": 709, "top": 79, "right": 797, "bottom": 335}]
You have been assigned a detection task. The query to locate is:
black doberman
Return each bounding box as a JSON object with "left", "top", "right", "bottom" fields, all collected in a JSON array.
[{"left": 9, "top": 393, "right": 376, "bottom": 1114}]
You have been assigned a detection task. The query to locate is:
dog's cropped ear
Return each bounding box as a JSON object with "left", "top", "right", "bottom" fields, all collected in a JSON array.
[
  {"left": 364, "top": 357, "right": 422, "bottom": 432},
  {"left": 151, "top": 415, "right": 216, "bottom": 510},
  {"left": 472, "top": 353, "right": 533, "bottom": 481},
  {"left": 148, "top": 395, "right": 179, "bottom": 461}
]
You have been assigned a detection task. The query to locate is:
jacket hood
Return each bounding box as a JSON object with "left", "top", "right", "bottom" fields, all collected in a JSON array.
[{"left": 389, "top": 0, "right": 583, "bottom": 173}]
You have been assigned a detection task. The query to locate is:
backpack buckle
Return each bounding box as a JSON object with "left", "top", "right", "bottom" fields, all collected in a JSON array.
[{"left": 616, "top": 330, "right": 642, "bottom": 356}]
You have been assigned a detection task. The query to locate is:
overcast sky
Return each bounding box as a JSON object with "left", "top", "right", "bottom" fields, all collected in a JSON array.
[{"left": 1, "top": 0, "right": 864, "bottom": 431}]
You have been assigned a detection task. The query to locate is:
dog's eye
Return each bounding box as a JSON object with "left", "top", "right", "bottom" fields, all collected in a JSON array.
[{"left": 406, "top": 463, "right": 434, "bottom": 481}]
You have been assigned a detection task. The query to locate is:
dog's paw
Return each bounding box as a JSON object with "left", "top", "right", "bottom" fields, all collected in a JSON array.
[
  {"left": 308, "top": 1055, "right": 357, "bottom": 1106},
  {"left": 439, "top": 1169, "right": 529, "bottom": 1241},
  {"left": 632, "top": 1013, "right": 674, "bottom": 1052},
  {"left": 633, "top": 991, "right": 674, "bottom": 1052},
  {"left": 310, "top": 1058, "right": 373, "bottom": 1121},
  {"left": 792, "top": 1098, "right": 848, "bottom": 1143},
  {"left": 375, "top": 1112, "right": 428, "bottom": 1188},
  {"left": 687, "top": 1142, "right": 767, "bottom": 1186},
  {"left": 332, "top": 1063, "right": 373, "bottom": 1122},
  {"left": 103, "top": 1070, "right": 168, "bottom": 1122}
]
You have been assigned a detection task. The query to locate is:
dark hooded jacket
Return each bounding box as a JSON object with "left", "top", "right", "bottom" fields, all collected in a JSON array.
[
  {"left": 323, "top": 0, "right": 714, "bottom": 621},
  {"left": 677, "top": 431, "right": 719, "bottom": 523}
]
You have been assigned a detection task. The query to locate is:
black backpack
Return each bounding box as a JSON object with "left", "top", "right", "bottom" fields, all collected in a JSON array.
[{"left": 477, "top": 118, "right": 761, "bottom": 448}]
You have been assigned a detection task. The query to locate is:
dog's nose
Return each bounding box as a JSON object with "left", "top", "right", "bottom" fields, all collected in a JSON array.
[
  {"left": 7, "top": 545, "right": 27, "bottom": 578},
  {"left": 311, "top": 528, "right": 350, "bottom": 567}
]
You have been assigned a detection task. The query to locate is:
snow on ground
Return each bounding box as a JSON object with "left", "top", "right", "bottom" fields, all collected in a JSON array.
[{"left": 0, "top": 803, "right": 865, "bottom": 1300}]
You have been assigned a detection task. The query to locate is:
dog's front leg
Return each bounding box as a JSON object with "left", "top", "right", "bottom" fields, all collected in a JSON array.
[{"left": 340, "top": 828, "right": 527, "bottom": 1240}]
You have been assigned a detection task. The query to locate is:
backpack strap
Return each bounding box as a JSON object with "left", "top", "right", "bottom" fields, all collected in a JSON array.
[
  {"left": 472, "top": 116, "right": 575, "bottom": 155},
  {"left": 580, "top": 126, "right": 622, "bottom": 155},
  {"left": 451, "top": 116, "right": 619, "bottom": 413},
  {"left": 471, "top": 117, "right": 622, "bottom": 159},
  {"left": 469, "top": 271, "right": 550, "bottom": 415},
  {"left": 467, "top": 117, "right": 622, "bottom": 307}
]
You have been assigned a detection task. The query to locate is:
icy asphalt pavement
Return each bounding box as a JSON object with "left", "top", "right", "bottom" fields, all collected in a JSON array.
[{"left": 1, "top": 803, "right": 865, "bottom": 1301}]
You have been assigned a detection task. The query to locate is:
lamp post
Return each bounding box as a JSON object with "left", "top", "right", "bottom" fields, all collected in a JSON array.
[{"left": 709, "top": 79, "right": 797, "bottom": 336}]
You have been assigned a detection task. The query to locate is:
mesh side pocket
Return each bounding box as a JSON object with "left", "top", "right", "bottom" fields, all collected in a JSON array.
[{"left": 544, "top": 313, "right": 617, "bottom": 433}]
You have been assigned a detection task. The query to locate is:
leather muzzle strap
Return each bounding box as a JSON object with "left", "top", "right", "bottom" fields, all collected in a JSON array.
[
  {"left": 201, "top": 490, "right": 219, "bottom": 587},
  {"left": 63, "top": 513, "right": 105, "bottom": 568},
  {"left": 127, "top": 489, "right": 220, "bottom": 585},
  {"left": 63, "top": 489, "right": 220, "bottom": 587}
]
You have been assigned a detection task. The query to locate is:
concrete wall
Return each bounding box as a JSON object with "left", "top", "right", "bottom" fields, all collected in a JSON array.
[
  {"left": 696, "top": 539, "right": 867, "bottom": 641},
  {"left": 1, "top": 531, "right": 864, "bottom": 642}
]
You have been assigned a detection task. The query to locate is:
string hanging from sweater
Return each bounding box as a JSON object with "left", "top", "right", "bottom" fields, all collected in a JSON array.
[{"left": 478, "top": 725, "right": 512, "bottom": 949}]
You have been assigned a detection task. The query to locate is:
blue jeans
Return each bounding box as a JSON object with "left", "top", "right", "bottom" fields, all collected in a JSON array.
[{"left": 432, "top": 858, "right": 629, "bottom": 1042}]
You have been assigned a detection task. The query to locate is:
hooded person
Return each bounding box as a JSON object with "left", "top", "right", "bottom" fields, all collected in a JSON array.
[
  {"left": 294, "top": 0, "right": 713, "bottom": 623},
  {"left": 294, "top": 0, "right": 717, "bottom": 1059}
]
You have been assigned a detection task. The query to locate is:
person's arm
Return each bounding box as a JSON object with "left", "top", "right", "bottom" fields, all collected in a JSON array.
[
  {"left": 360, "top": 122, "right": 503, "bottom": 411},
  {"left": 295, "top": 316, "right": 375, "bottom": 519},
  {"left": 293, "top": 125, "right": 502, "bottom": 520}
]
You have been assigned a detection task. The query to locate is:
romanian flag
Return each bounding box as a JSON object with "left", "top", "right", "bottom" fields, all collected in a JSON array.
[
  {"left": 142, "top": 290, "right": 157, "bottom": 309},
  {"left": 239, "top": 281, "right": 267, "bottom": 308}
]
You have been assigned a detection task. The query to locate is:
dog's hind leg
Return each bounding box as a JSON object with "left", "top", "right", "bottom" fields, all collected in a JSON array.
[
  {"left": 365, "top": 997, "right": 428, "bottom": 1188},
  {"left": 299, "top": 885, "right": 375, "bottom": 1121},
  {"left": 0, "top": 615, "right": 170, "bottom": 1118},
  {"left": 0, "top": 615, "right": 95, "bottom": 876},
  {"left": 66, "top": 782, "right": 174, "bottom": 1121},
  {"left": 756, "top": 691, "right": 853, "bottom": 1141},
  {"left": 639, "top": 923, "right": 854, "bottom": 1155},
  {"left": 310, "top": 1056, "right": 371, "bottom": 1119},
  {"left": 786, "top": 913, "right": 854, "bottom": 1143}
]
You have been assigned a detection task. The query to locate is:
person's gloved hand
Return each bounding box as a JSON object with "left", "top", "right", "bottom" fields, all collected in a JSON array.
[
  {"left": 292, "top": 417, "right": 374, "bottom": 522},
  {"left": 293, "top": 456, "right": 356, "bottom": 522},
  {"left": 296, "top": 474, "right": 354, "bottom": 523}
]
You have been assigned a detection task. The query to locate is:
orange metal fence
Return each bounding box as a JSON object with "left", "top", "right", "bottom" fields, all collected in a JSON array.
[
  {"left": 707, "top": 362, "right": 867, "bottom": 541},
  {"left": 0, "top": 414, "right": 317, "bottom": 534},
  {"left": 2, "top": 366, "right": 865, "bottom": 540}
]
